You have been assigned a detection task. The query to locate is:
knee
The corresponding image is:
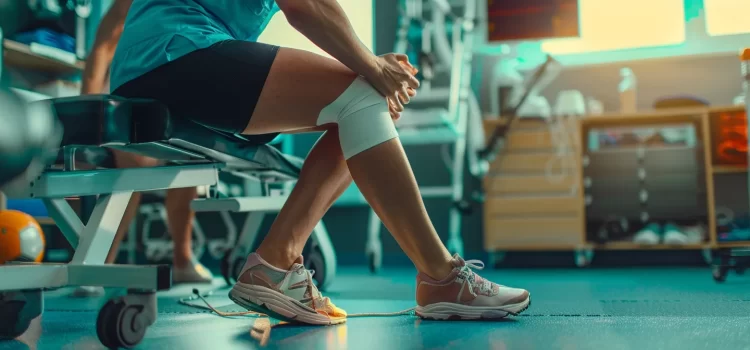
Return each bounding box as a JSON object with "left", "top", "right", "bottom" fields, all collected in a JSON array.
[{"left": 316, "top": 77, "right": 397, "bottom": 159}]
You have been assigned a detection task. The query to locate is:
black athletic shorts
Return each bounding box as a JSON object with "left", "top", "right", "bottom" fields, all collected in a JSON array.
[{"left": 112, "top": 40, "right": 281, "bottom": 144}]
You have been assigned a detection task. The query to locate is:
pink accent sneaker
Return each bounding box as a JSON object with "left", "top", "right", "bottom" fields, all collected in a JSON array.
[
  {"left": 415, "top": 254, "right": 530, "bottom": 320},
  {"left": 229, "top": 253, "right": 346, "bottom": 325}
]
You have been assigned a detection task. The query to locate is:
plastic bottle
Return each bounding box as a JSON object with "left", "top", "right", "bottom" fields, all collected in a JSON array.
[
  {"left": 618, "top": 67, "right": 638, "bottom": 114},
  {"left": 741, "top": 48, "right": 750, "bottom": 106}
]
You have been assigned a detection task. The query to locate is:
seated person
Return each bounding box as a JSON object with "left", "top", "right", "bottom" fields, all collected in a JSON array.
[
  {"left": 75, "top": 0, "right": 212, "bottom": 297},
  {"left": 110, "top": 0, "right": 530, "bottom": 324}
]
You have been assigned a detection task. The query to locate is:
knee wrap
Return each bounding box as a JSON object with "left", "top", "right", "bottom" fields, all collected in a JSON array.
[{"left": 317, "top": 77, "right": 398, "bottom": 159}]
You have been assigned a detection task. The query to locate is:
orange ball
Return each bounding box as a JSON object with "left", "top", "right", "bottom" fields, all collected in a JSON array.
[{"left": 0, "top": 210, "right": 45, "bottom": 264}]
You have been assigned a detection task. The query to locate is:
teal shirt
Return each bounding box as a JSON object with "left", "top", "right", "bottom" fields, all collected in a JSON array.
[{"left": 110, "top": 0, "right": 280, "bottom": 92}]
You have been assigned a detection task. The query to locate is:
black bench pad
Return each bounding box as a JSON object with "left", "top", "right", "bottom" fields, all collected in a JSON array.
[{"left": 46, "top": 95, "right": 302, "bottom": 177}]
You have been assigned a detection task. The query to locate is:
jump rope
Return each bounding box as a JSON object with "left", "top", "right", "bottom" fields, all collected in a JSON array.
[{"left": 178, "top": 288, "right": 417, "bottom": 319}]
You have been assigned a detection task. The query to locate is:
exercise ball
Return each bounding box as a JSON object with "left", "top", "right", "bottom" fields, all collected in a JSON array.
[
  {"left": 0, "top": 88, "right": 61, "bottom": 191},
  {"left": 0, "top": 210, "right": 45, "bottom": 264}
]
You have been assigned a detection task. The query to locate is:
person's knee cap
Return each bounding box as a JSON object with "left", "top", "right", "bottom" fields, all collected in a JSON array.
[{"left": 317, "top": 77, "right": 398, "bottom": 159}]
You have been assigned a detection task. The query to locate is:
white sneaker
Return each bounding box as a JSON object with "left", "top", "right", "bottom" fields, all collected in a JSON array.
[
  {"left": 633, "top": 223, "right": 661, "bottom": 244},
  {"left": 173, "top": 258, "right": 214, "bottom": 284},
  {"left": 663, "top": 223, "right": 688, "bottom": 245},
  {"left": 681, "top": 224, "right": 707, "bottom": 244},
  {"left": 229, "top": 253, "right": 347, "bottom": 325}
]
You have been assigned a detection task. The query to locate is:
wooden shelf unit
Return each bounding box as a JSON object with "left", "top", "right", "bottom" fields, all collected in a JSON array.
[
  {"left": 3, "top": 39, "right": 85, "bottom": 74},
  {"left": 483, "top": 105, "right": 750, "bottom": 259}
]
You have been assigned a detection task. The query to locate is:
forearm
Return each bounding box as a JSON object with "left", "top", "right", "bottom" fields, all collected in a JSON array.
[
  {"left": 281, "top": 0, "right": 377, "bottom": 77},
  {"left": 81, "top": 48, "right": 115, "bottom": 94},
  {"left": 81, "top": 0, "right": 131, "bottom": 94}
]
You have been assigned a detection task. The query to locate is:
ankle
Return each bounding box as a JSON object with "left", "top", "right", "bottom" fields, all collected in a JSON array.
[
  {"left": 173, "top": 251, "right": 193, "bottom": 269},
  {"left": 421, "top": 260, "right": 455, "bottom": 282},
  {"left": 254, "top": 247, "right": 298, "bottom": 270}
]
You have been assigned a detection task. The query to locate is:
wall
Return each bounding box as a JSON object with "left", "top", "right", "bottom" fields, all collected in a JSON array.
[{"left": 478, "top": 52, "right": 743, "bottom": 113}]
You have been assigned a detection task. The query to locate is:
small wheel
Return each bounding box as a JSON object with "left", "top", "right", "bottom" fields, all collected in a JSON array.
[
  {"left": 230, "top": 257, "right": 246, "bottom": 284},
  {"left": 0, "top": 291, "right": 42, "bottom": 340},
  {"left": 96, "top": 300, "right": 148, "bottom": 349},
  {"left": 305, "top": 248, "right": 327, "bottom": 290},
  {"left": 701, "top": 248, "right": 714, "bottom": 266},
  {"left": 575, "top": 250, "right": 591, "bottom": 267},
  {"left": 367, "top": 252, "right": 378, "bottom": 274},
  {"left": 713, "top": 265, "right": 729, "bottom": 283},
  {"left": 365, "top": 240, "right": 382, "bottom": 275},
  {"left": 220, "top": 250, "right": 232, "bottom": 285}
]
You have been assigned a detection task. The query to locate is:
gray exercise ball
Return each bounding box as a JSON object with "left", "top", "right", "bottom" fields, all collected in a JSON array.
[{"left": 0, "top": 89, "right": 61, "bottom": 191}]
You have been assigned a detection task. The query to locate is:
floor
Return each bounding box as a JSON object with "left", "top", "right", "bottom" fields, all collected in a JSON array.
[{"left": 4, "top": 267, "right": 750, "bottom": 350}]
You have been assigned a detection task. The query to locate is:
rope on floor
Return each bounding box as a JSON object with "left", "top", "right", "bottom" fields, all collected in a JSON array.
[{"left": 178, "top": 288, "right": 416, "bottom": 319}]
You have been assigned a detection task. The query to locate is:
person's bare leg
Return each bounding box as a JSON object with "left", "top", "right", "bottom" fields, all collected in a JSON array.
[
  {"left": 255, "top": 127, "right": 352, "bottom": 269},
  {"left": 105, "top": 192, "right": 142, "bottom": 263},
  {"left": 242, "top": 48, "right": 452, "bottom": 280},
  {"left": 105, "top": 151, "right": 158, "bottom": 263},
  {"left": 164, "top": 187, "right": 197, "bottom": 268}
]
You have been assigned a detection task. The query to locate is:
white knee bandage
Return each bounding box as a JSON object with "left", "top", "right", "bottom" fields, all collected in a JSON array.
[{"left": 317, "top": 77, "right": 398, "bottom": 159}]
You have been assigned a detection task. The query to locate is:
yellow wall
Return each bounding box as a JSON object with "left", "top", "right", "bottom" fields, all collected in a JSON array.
[{"left": 258, "top": 1, "right": 374, "bottom": 58}]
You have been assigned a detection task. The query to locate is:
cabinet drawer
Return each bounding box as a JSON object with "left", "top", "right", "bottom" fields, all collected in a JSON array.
[
  {"left": 484, "top": 217, "right": 584, "bottom": 249},
  {"left": 485, "top": 196, "right": 582, "bottom": 217},
  {"left": 489, "top": 152, "right": 578, "bottom": 174},
  {"left": 484, "top": 174, "right": 578, "bottom": 195},
  {"left": 643, "top": 146, "right": 702, "bottom": 173},
  {"left": 505, "top": 128, "right": 578, "bottom": 152},
  {"left": 585, "top": 172, "right": 705, "bottom": 193}
]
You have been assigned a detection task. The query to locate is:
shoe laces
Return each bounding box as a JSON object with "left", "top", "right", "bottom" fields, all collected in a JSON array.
[
  {"left": 301, "top": 268, "right": 329, "bottom": 311},
  {"left": 460, "top": 259, "right": 494, "bottom": 296}
]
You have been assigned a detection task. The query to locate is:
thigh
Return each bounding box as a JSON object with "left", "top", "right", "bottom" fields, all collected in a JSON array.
[
  {"left": 242, "top": 47, "right": 361, "bottom": 135},
  {"left": 113, "top": 40, "right": 281, "bottom": 144}
]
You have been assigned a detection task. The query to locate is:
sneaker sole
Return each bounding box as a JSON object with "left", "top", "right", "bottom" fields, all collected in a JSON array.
[
  {"left": 415, "top": 294, "right": 531, "bottom": 320},
  {"left": 229, "top": 283, "right": 346, "bottom": 326}
]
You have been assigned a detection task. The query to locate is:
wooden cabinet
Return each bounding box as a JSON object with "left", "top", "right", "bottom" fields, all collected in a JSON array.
[
  {"left": 482, "top": 105, "right": 749, "bottom": 263},
  {"left": 482, "top": 118, "right": 586, "bottom": 252}
]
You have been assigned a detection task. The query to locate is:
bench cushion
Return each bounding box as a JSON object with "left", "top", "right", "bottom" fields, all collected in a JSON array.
[{"left": 47, "top": 95, "right": 302, "bottom": 177}]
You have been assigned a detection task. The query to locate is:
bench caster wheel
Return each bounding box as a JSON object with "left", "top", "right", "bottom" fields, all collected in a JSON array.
[
  {"left": 305, "top": 246, "right": 327, "bottom": 290},
  {"left": 713, "top": 265, "right": 729, "bottom": 283},
  {"left": 97, "top": 292, "right": 157, "bottom": 349},
  {"left": 365, "top": 240, "right": 382, "bottom": 274},
  {"left": 446, "top": 238, "right": 464, "bottom": 257},
  {"left": 0, "top": 290, "right": 42, "bottom": 340},
  {"left": 575, "top": 249, "right": 593, "bottom": 267},
  {"left": 702, "top": 248, "right": 714, "bottom": 266}
]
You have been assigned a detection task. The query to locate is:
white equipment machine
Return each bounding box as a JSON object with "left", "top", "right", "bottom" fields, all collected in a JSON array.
[
  {"left": 0, "top": 95, "right": 337, "bottom": 348},
  {"left": 365, "top": 0, "right": 487, "bottom": 272}
]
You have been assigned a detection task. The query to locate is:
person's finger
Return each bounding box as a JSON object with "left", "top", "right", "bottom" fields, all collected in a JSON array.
[
  {"left": 407, "top": 87, "right": 417, "bottom": 97},
  {"left": 389, "top": 104, "right": 400, "bottom": 121},
  {"left": 398, "top": 85, "right": 410, "bottom": 105},
  {"left": 404, "top": 74, "right": 420, "bottom": 89},
  {"left": 394, "top": 53, "right": 410, "bottom": 63},
  {"left": 390, "top": 95, "right": 404, "bottom": 112},
  {"left": 400, "top": 61, "right": 418, "bottom": 75}
]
